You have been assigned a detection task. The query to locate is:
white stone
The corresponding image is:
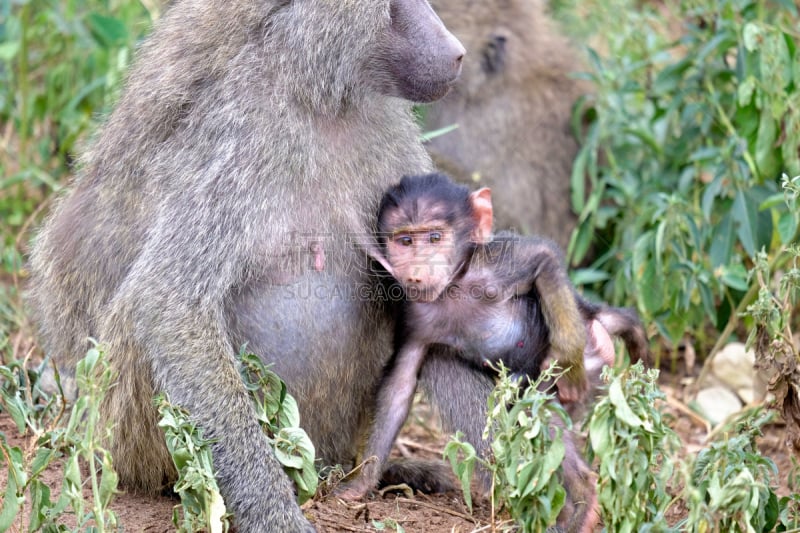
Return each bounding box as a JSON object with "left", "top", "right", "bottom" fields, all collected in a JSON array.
[
  {"left": 695, "top": 385, "right": 743, "bottom": 425},
  {"left": 712, "top": 342, "right": 760, "bottom": 403}
]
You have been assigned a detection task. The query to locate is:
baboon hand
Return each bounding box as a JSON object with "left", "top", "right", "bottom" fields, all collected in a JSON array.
[
  {"left": 556, "top": 366, "right": 589, "bottom": 404},
  {"left": 334, "top": 477, "right": 374, "bottom": 501}
]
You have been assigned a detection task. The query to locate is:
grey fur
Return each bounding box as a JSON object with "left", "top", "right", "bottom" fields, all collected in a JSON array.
[{"left": 426, "top": 0, "right": 587, "bottom": 247}]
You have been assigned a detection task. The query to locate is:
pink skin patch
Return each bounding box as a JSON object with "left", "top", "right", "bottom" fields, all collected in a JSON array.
[{"left": 310, "top": 242, "right": 325, "bottom": 272}]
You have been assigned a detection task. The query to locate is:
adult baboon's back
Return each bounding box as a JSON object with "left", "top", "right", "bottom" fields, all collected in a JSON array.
[
  {"left": 29, "top": 0, "right": 465, "bottom": 530},
  {"left": 427, "top": 0, "right": 586, "bottom": 247}
]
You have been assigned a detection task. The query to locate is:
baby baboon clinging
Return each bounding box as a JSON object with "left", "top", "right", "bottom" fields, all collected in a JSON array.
[
  {"left": 426, "top": 0, "right": 587, "bottom": 247},
  {"left": 29, "top": 0, "right": 465, "bottom": 530},
  {"left": 339, "top": 173, "right": 648, "bottom": 532}
]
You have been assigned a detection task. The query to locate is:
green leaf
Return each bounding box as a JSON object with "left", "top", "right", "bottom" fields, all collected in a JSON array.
[
  {"left": 0, "top": 41, "right": 20, "bottom": 61},
  {"left": 653, "top": 58, "right": 691, "bottom": 94},
  {"left": 540, "top": 436, "right": 566, "bottom": 484},
  {"left": 99, "top": 453, "right": 119, "bottom": 509},
  {"left": 589, "top": 412, "right": 612, "bottom": 455},
  {"left": 86, "top": 13, "right": 129, "bottom": 49},
  {"left": 719, "top": 264, "right": 749, "bottom": 292},
  {"left": 30, "top": 446, "right": 58, "bottom": 478},
  {"left": 777, "top": 211, "right": 797, "bottom": 244},
  {"left": 733, "top": 189, "right": 759, "bottom": 257},
  {"left": 28, "top": 480, "right": 52, "bottom": 532},
  {"left": 633, "top": 233, "right": 661, "bottom": 317},
  {"left": 609, "top": 378, "right": 642, "bottom": 428},
  {"left": 571, "top": 268, "right": 611, "bottom": 286},
  {"left": 571, "top": 148, "right": 588, "bottom": 213},
  {"left": 761, "top": 31, "right": 793, "bottom": 94},
  {"left": 0, "top": 444, "right": 24, "bottom": 531},
  {"left": 754, "top": 106, "right": 779, "bottom": 180},
  {"left": 710, "top": 213, "right": 735, "bottom": 268},
  {"left": 444, "top": 436, "right": 476, "bottom": 511},
  {"left": 737, "top": 76, "right": 756, "bottom": 107},
  {"left": 419, "top": 124, "right": 458, "bottom": 143},
  {"left": 761, "top": 489, "right": 779, "bottom": 532},
  {"left": 3, "top": 394, "right": 28, "bottom": 433},
  {"left": 568, "top": 213, "right": 595, "bottom": 265},
  {"left": 743, "top": 23, "right": 763, "bottom": 52}
]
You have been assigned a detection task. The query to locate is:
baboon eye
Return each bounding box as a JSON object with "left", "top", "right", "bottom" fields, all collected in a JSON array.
[
  {"left": 397, "top": 235, "right": 413, "bottom": 246},
  {"left": 482, "top": 34, "right": 507, "bottom": 75},
  {"left": 429, "top": 232, "right": 442, "bottom": 243}
]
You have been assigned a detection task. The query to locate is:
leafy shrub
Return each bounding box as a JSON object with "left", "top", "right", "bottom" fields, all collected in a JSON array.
[
  {"left": 0, "top": 0, "right": 154, "bottom": 272},
  {"left": 237, "top": 351, "right": 318, "bottom": 504},
  {"left": 570, "top": 0, "right": 800, "bottom": 355},
  {"left": 0, "top": 345, "right": 118, "bottom": 532},
  {"left": 742, "top": 175, "right": 800, "bottom": 452},
  {"left": 156, "top": 394, "right": 232, "bottom": 533},
  {"left": 586, "top": 361, "right": 678, "bottom": 532},
  {"left": 445, "top": 364, "right": 569, "bottom": 532},
  {"left": 156, "top": 350, "right": 319, "bottom": 530},
  {"left": 683, "top": 409, "right": 781, "bottom": 533}
]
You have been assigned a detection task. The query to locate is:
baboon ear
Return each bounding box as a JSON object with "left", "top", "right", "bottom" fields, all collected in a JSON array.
[
  {"left": 357, "top": 236, "right": 396, "bottom": 277},
  {"left": 469, "top": 187, "right": 493, "bottom": 243}
]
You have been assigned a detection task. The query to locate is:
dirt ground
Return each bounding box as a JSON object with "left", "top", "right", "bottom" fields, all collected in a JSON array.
[{"left": 0, "top": 370, "right": 796, "bottom": 533}]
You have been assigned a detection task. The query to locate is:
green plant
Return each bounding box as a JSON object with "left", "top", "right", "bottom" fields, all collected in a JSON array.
[
  {"left": 156, "top": 394, "right": 232, "bottom": 533},
  {"left": 683, "top": 409, "right": 781, "bottom": 533},
  {"left": 0, "top": 0, "right": 154, "bottom": 273},
  {"left": 372, "top": 517, "right": 406, "bottom": 532},
  {"left": 445, "top": 364, "right": 569, "bottom": 532},
  {"left": 776, "top": 458, "right": 800, "bottom": 531},
  {"left": 237, "top": 350, "right": 318, "bottom": 504},
  {"left": 743, "top": 174, "right": 800, "bottom": 454},
  {"left": 586, "top": 361, "right": 678, "bottom": 532},
  {"left": 0, "top": 344, "right": 119, "bottom": 532},
  {"left": 570, "top": 0, "right": 800, "bottom": 358},
  {"left": 157, "top": 350, "right": 319, "bottom": 529}
]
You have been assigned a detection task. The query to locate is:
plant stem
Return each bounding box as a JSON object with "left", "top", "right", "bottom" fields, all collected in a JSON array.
[
  {"left": 85, "top": 384, "right": 105, "bottom": 533},
  {"left": 18, "top": 2, "right": 31, "bottom": 167}
]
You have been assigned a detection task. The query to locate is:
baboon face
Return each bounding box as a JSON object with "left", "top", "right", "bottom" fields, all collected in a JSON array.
[{"left": 373, "top": 0, "right": 466, "bottom": 102}]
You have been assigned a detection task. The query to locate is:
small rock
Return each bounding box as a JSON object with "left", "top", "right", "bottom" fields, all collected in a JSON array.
[
  {"left": 711, "top": 342, "right": 764, "bottom": 403},
  {"left": 694, "top": 385, "right": 743, "bottom": 425}
]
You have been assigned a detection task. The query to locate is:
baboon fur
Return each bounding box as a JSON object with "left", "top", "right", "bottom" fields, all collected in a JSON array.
[
  {"left": 29, "top": 0, "right": 468, "bottom": 530},
  {"left": 427, "top": 0, "right": 587, "bottom": 247}
]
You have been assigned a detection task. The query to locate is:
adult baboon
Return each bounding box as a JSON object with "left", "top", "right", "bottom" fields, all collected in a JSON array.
[
  {"left": 30, "top": 0, "right": 465, "bottom": 530},
  {"left": 426, "top": 0, "right": 587, "bottom": 248}
]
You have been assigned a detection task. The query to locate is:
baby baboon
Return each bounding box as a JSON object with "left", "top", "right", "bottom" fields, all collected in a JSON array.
[
  {"left": 426, "top": 0, "right": 587, "bottom": 247},
  {"left": 339, "top": 173, "right": 648, "bottom": 532},
  {"left": 29, "top": 0, "right": 465, "bottom": 530}
]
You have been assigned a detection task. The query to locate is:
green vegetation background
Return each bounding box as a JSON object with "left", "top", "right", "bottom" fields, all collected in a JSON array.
[{"left": 0, "top": 0, "right": 798, "bottom": 530}]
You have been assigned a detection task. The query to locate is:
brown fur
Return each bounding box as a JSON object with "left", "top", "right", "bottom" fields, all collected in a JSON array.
[
  {"left": 29, "top": 0, "right": 465, "bottom": 530},
  {"left": 426, "top": 0, "right": 587, "bottom": 247}
]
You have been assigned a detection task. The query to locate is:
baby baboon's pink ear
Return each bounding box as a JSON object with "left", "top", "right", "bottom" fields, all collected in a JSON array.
[{"left": 469, "top": 187, "right": 493, "bottom": 243}]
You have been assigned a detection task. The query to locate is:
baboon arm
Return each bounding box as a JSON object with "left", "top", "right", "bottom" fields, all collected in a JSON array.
[
  {"left": 98, "top": 195, "right": 311, "bottom": 530},
  {"left": 339, "top": 341, "right": 426, "bottom": 499},
  {"left": 418, "top": 348, "right": 495, "bottom": 489},
  {"left": 103, "top": 284, "right": 309, "bottom": 530},
  {"left": 511, "top": 237, "right": 587, "bottom": 396}
]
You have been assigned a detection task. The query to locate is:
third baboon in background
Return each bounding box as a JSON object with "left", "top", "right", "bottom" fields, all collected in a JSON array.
[{"left": 426, "top": 0, "right": 587, "bottom": 248}]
